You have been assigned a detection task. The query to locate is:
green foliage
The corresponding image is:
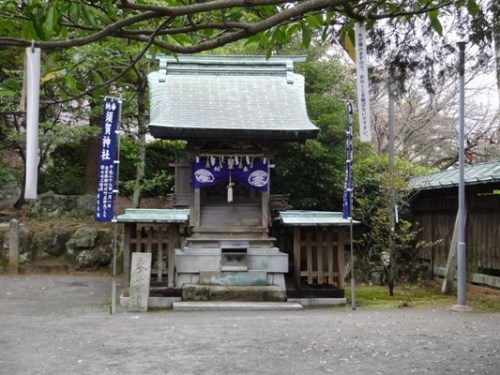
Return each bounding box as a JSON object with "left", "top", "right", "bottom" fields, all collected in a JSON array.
[
  {"left": 119, "top": 138, "right": 187, "bottom": 197},
  {"left": 0, "top": 166, "right": 19, "bottom": 185},
  {"left": 345, "top": 283, "right": 454, "bottom": 310},
  {"left": 271, "top": 57, "right": 356, "bottom": 210},
  {"left": 42, "top": 136, "right": 186, "bottom": 197},
  {"left": 0, "top": 0, "right": 492, "bottom": 102},
  {"left": 353, "top": 154, "right": 435, "bottom": 287},
  {"left": 142, "top": 140, "right": 187, "bottom": 197},
  {"left": 117, "top": 137, "right": 139, "bottom": 186},
  {"left": 42, "top": 142, "right": 87, "bottom": 194}
]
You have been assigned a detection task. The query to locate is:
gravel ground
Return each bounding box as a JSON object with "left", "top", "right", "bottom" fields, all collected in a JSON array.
[{"left": 1, "top": 274, "right": 499, "bottom": 375}]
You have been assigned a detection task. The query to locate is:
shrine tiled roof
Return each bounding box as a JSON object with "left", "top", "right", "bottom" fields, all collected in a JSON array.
[
  {"left": 409, "top": 161, "right": 500, "bottom": 190},
  {"left": 278, "top": 211, "right": 360, "bottom": 226},
  {"left": 117, "top": 208, "right": 190, "bottom": 223},
  {"left": 147, "top": 55, "right": 319, "bottom": 141}
]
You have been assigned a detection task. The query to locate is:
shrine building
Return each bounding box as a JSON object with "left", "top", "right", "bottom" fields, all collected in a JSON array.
[{"left": 118, "top": 55, "right": 351, "bottom": 309}]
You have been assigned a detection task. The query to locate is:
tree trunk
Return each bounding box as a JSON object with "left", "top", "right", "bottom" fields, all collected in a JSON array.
[
  {"left": 387, "top": 265, "right": 395, "bottom": 297},
  {"left": 493, "top": 0, "right": 500, "bottom": 106},
  {"left": 83, "top": 136, "right": 100, "bottom": 194},
  {"left": 83, "top": 102, "right": 102, "bottom": 194},
  {"left": 14, "top": 142, "right": 26, "bottom": 209},
  {"left": 132, "top": 70, "right": 148, "bottom": 208}
]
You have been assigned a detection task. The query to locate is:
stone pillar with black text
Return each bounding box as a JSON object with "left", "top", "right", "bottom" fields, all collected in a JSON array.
[{"left": 128, "top": 252, "right": 152, "bottom": 312}]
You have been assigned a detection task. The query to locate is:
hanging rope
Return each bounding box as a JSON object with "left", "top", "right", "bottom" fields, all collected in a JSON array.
[{"left": 227, "top": 171, "right": 234, "bottom": 203}]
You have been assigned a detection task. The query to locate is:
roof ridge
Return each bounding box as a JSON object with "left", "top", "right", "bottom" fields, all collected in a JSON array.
[{"left": 410, "top": 160, "right": 500, "bottom": 190}]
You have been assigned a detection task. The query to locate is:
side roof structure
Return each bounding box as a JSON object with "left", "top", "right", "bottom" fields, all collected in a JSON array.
[
  {"left": 278, "top": 211, "right": 360, "bottom": 226},
  {"left": 409, "top": 161, "right": 500, "bottom": 190},
  {"left": 147, "top": 54, "right": 319, "bottom": 141}
]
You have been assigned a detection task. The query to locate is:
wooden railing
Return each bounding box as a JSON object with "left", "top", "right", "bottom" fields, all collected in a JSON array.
[
  {"left": 293, "top": 227, "right": 345, "bottom": 289},
  {"left": 123, "top": 223, "right": 180, "bottom": 289}
]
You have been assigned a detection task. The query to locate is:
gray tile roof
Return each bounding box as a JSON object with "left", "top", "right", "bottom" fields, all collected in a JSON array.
[
  {"left": 147, "top": 56, "right": 319, "bottom": 141},
  {"left": 278, "top": 211, "right": 360, "bottom": 226},
  {"left": 409, "top": 161, "right": 500, "bottom": 190},
  {"left": 117, "top": 208, "right": 190, "bottom": 223}
]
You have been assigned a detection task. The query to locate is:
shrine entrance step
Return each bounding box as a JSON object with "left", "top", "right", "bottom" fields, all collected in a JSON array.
[
  {"left": 181, "top": 284, "right": 286, "bottom": 302},
  {"left": 199, "top": 270, "right": 267, "bottom": 286},
  {"left": 173, "top": 301, "right": 303, "bottom": 311}
]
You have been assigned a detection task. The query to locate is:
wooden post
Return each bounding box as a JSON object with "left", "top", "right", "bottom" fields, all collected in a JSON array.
[
  {"left": 293, "top": 227, "right": 301, "bottom": 289},
  {"left": 317, "top": 229, "right": 324, "bottom": 284},
  {"left": 261, "top": 190, "right": 269, "bottom": 230},
  {"left": 326, "top": 230, "right": 334, "bottom": 285},
  {"left": 193, "top": 188, "right": 200, "bottom": 227},
  {"left": 306, "top": 231, "right": 313, "bottom": 285},
  {"left": 157, "top": 226, "right": 164, "bottom": 282},
  {"left": 442, "top": 210, "right": 467, "bottom": 294},
  {"left": 337, "top": 228, "right": 346, "bottom": 289},
  {"left": 123, "top": 224, "right": 132, "bottom": 290},
  {"left": 167, "top": 224, "right": 178, "bottom": 288},
  {"left": 8, "top": 219, "right": 20, "bottom": 275},
  {"left": 146, "top": 225, "right": 153, "bottom": 254},
  {"left": 135, "top": 224, "right": 142, "bottom": 253}
]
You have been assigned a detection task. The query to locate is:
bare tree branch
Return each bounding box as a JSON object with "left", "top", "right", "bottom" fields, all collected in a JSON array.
[{"left": 0, "top": 0, "right": 457, "bottom": 51}]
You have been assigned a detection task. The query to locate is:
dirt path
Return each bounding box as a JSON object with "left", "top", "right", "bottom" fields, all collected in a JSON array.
[{"left": 1, "top": 274, "right": 499, "bottom": 375}]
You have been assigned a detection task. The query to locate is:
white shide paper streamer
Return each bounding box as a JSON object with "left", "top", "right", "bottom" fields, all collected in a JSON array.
[{"left": 24, "top": 47, "right": 41, "bottom": 200}]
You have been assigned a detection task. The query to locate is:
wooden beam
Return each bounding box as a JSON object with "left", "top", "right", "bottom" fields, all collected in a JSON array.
[
  {"left": 146, "top": 225, "right": 153, "bottom": 253},
  {"left": 306, "top": 231, "right": 313, "bottom": 285},
  {"left": 327, "top": 230, "right": 334, "bottom": 285},
  {"left": 293, "top": 227, "right": 301, "bottom": 289},
  {"left": 261, "top": 190, "right": 269, "bottom": 231},
  {"left": 157, "top": 225, "right": 164, "bottom": 282},
  {"left": 135, "top": 225, "right": 142, "bottom": 253},
  {"left": 123, "top": 224, "right": 132, "bottom": 290},
  {"left": 193, "top": 188, "right": 200, "bottom": 227},
  {"left": 337, "top": 228, "right": 345, "bottom": 289},
  {"left": 168, "top": 224, "right": 178, "bottom": 288},
  {"left": 442, "top": 209, "right": 467, "bottom": 294},
  {"left": 317, "top": 229, "right": 324, "bottom": 284}
]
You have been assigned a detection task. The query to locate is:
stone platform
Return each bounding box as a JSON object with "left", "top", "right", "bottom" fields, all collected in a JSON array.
[
  {"left": 181, "top": 284, "right": 287, "bottom": 302},
  {"left": 173, "top": 301, "right": 303, "bottom": 311}
]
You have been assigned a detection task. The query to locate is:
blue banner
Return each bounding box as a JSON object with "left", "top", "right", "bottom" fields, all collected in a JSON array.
[
  {"left": 191, "top": 157, "right": 269, "bottom": 191},
  {"left": 342, "top": 102, "right": 353, "bottom": 219},
  {"left": 95, "top": 98, "right": 121, "bottom": 222}
]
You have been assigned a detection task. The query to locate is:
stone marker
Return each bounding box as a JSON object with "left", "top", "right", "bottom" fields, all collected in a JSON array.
[
  {"left": 8, "top": 219, "right": 20, "bottom": 275},
  {"left": 128, "top": 252, "right": 152, "bottom": 312}
]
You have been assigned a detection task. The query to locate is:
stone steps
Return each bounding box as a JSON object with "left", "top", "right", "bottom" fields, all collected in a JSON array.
[
  {"left": 181, "top": 284, "right": 286, "bottom": 302},
  {"left": 173, "top": 301, "right": 303, "bottom": 312},
  {"left": 185, "top": 237, "right": 276, "bottom": 248},
  {"left": 199, "top": 270, "right": 267, "bottom": 286}
]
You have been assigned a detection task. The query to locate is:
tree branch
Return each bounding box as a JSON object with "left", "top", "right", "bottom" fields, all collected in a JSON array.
[
  {"left": 115, "top": 0, "right": 348, "bottom": 54},
  {"left": 49, "top": 17, "right": 174, "bottom": 104}
]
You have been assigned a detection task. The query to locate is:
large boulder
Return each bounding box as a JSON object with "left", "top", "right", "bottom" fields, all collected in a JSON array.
[
  {"left": 28, "top": 195, "right": 96, "bottom": 218},
  {"left": 67, "top": 227, "right": 113, "bottom": 269},
  {"left": 32, "top": 227, "right": 72, "bottom": 258},
  {"left": 0, "top": 175, "right": 21, "bottom": 210},
  {"left": 66, "top": 226, "right": 98, "bottom": 254}
]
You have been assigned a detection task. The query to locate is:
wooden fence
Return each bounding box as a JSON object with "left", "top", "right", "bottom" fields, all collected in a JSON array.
[
  {"left": 122, "top": 223, "right": 180, "bottom": 289},
  {"left": 412, "top": 186, "right": 500, "bottom": 274},
  {"left": 292, "top": 227, "right": 345, "bottom": 289}
]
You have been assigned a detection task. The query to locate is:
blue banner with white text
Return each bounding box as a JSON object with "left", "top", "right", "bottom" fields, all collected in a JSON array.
[
  {"left": 95, "top": 97, "right": 121, "bottom": 222},
  {"left": 342, "top": 102, "right": 353, "bottom": 219}
]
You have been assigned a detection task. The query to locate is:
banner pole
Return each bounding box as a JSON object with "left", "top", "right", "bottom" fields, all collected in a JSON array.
[
  {"left": 348, "top": 102, "right": 355, "bottom": 310},
  {"left": 111, "top": 93, "right": 123, "bottom": 315},
  {"left": 457, "top": 42, "right": 467, "bottom": 307},
  {"left": 342, "top": 101, "right": 356, "bottom": 309}
]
